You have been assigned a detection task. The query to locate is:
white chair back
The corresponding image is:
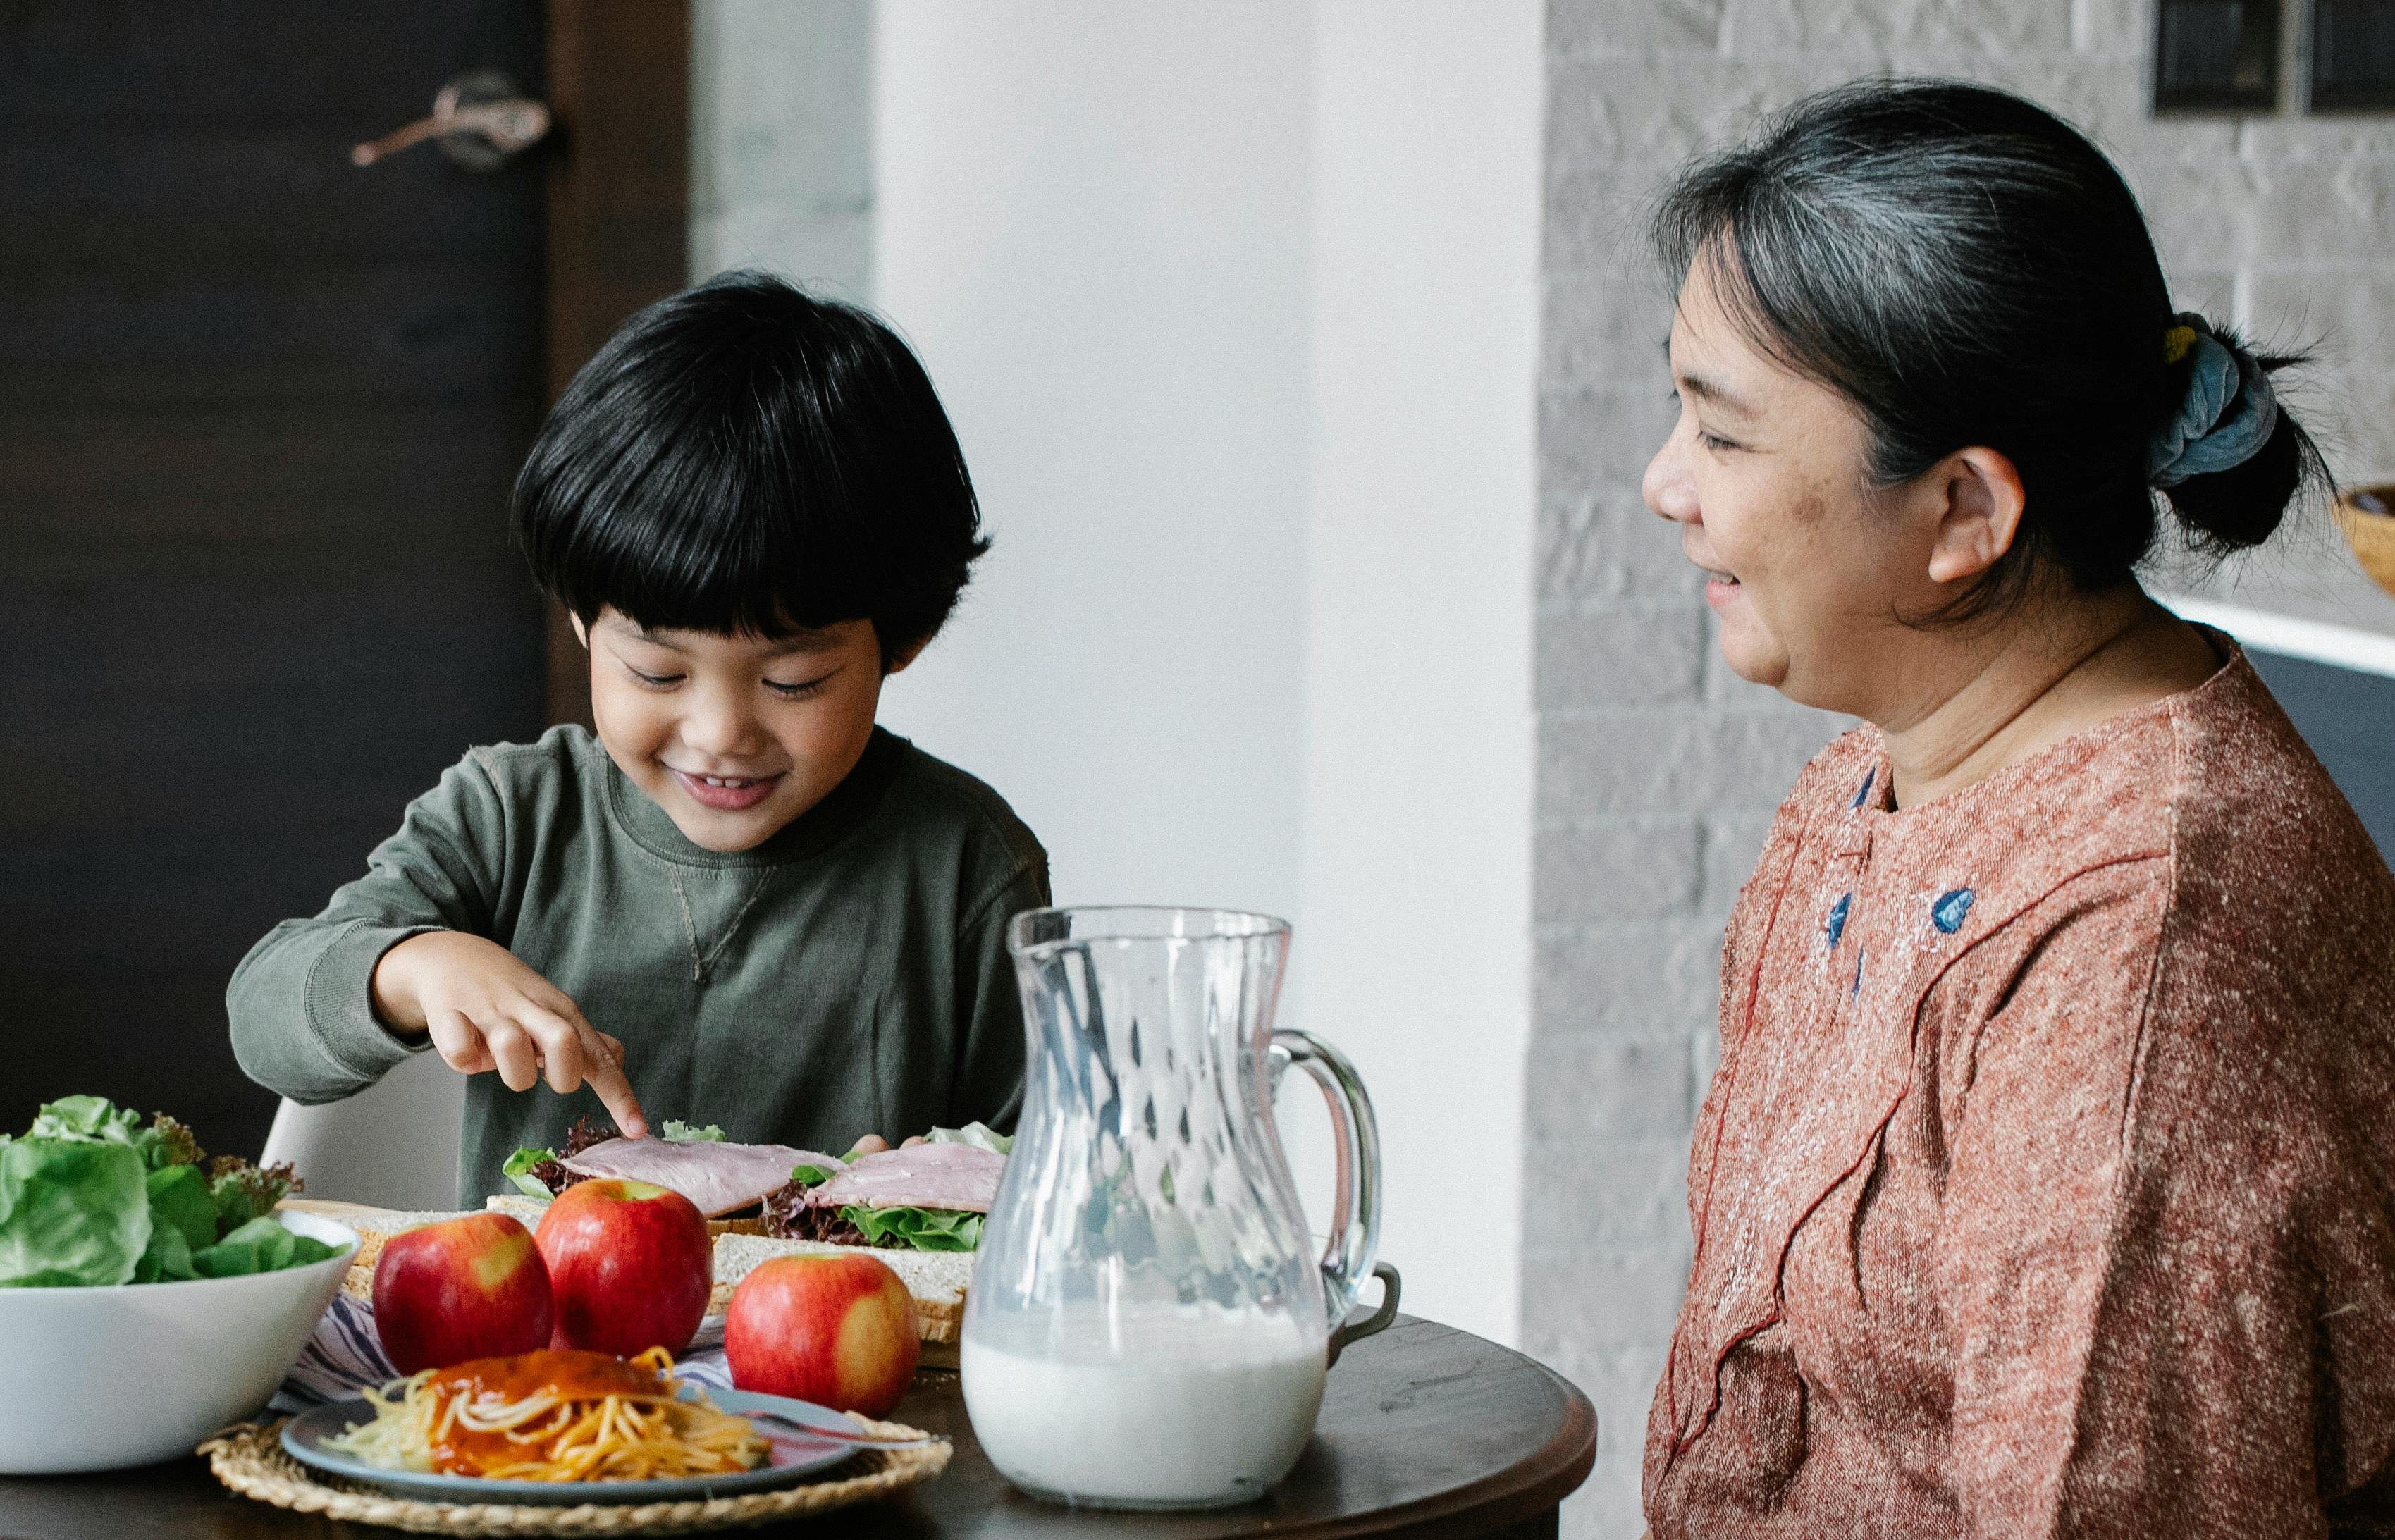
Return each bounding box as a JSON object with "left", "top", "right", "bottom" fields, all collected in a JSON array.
[{"left": 259, "top": 1049, "right": 464, "bottom": 1211}]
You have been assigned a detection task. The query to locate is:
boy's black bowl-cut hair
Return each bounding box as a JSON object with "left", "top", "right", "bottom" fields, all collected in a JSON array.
[{"left": 512, "top": 271, "right": 987, "bottom": 662}]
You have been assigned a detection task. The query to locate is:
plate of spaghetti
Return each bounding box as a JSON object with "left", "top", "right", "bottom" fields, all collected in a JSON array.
[{"left": 283, "top": 1347, "right": 864, "bottom": 1504}]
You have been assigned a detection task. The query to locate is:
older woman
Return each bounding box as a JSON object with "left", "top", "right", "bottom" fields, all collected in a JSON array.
[{"left": 1638, "top": 80, "right": 2395, "bottom": 1536}]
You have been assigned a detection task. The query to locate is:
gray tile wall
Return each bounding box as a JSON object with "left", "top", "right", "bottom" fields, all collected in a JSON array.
[{"left": 1527, "top": 2, "right": 2395, "bottom": 1533}]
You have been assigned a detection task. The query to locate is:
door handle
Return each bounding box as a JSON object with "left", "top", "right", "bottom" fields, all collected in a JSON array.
[{"left": 352, "top": 70, "right": 550, "bottom": 172}]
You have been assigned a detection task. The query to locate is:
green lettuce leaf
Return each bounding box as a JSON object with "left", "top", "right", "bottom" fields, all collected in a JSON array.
[
  {"left": 660, "top": 1121, "right": 724, "bottom": 1142},
  {"left": 190, "top": 1215, "right": 333, "bottom": 1279},
  {"left": 788, "top": 1163, "right": 835, "bottom": 1188},
  {"left": 925, "top": 1123, "right": 1013, "bottom": 1156},
  {"left": 133, "top": 1219, "right": 197, "bottom": 1283},
  {"left": 503, "top": 1146, "right": 558, "bottom": 1199},
  {"left": 145, "top": 1164, "right": 218, "bottom": 1253},
  {"left": 0, "top": 1139, "right": 151, "bottom": 1288},
  {"left": 26, "top": 1096, "right": 142, "bottom": 1145},
  {"left": 22, "top": 1099, "right": 206, "bottom": 1174},
  {"left": 839, "top": 1204, "right": 983, "bottom": 1252}
]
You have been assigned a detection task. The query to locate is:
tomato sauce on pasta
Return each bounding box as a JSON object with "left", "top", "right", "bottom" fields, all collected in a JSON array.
[{"left": 324, "top": 1347, "right": 766, "bottom": 1481}]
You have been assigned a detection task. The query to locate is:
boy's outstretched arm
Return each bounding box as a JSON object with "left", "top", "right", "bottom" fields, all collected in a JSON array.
[
  {"left": 227, "top": 751, "right": 640, "bottom": 1135},
  {"left": 371, "top": 930, "right": 644, "bottom": 1136}
]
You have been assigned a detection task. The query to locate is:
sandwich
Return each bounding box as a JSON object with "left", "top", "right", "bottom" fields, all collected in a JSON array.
[
  {"left": 500, "top": 1119, "right": 841, "bottom": 1219},
  {"left": 484, "top": 1119, "right": 1013, "bottom": 1355},
  {"left": 758, "top": 1128, "right": 1007, "bottom": 1253}
]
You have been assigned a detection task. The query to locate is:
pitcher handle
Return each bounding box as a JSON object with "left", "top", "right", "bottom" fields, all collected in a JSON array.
[{"left": 1269, "top": 1029, "right": 1384, "bottom": 1345}]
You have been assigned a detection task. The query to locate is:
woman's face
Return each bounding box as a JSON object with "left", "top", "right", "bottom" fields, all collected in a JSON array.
[{"left": 1643, "top": 256, "right": 1949, "bottom": 712}]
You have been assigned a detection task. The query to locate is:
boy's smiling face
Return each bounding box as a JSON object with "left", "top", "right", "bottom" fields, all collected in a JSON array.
[{"left": 577, "top": 608, "right": 911, "bottom": 853}]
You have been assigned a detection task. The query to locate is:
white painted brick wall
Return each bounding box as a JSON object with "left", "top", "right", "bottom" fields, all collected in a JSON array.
[
  {"left": 1528, "top": 1, "right": 2395, "bottom": 1533},
  {"left": 689, "top": 0, "right": 874, "bottom": 297}
]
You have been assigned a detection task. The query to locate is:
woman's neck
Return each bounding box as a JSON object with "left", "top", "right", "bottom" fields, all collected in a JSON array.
[{"left": 1877, "top": 586, "right": 2221, "bottom": 809}]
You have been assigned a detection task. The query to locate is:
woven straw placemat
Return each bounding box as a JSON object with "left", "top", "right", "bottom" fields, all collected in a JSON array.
[{"left": 198, "top": 1417, "right": 950, "bottom": 1536}]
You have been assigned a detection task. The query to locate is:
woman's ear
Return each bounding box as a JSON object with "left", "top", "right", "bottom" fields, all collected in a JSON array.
[
  {"left": 1924, "top": 446, "right": 2027, "bottom": 586},
  {"left": 569, "top": 612, "right": 589, "bottom": 649}
]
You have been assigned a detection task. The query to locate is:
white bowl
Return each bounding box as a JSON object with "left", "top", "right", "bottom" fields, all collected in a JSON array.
[{"left": 0, "top": 1211, "right": 357, "bottom": 1472}]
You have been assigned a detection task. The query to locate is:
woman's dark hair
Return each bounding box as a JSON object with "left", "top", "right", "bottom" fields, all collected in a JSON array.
[
  {"left": 513, "top": 271, "right": 987, "bottom": 661},
  {"left": 1652, "top": 78, "right": 2325, "bottom": 622}
]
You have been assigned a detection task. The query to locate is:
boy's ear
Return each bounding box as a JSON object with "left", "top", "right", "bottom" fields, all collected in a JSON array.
[
  {"left": 569, "top": 612, "right": 590, "bottom": 649},
  {"left": 884, "top": 635, "right": 930, "bottom": 675}
]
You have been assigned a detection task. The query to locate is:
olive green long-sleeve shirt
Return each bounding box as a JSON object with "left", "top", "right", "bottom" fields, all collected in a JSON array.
[{"left": 228, "top": 725, "right": 1047, "bottom": 1207}]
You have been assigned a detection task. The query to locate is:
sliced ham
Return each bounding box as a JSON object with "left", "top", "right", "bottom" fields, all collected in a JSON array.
[
  {"left": 806, "top": 1142, "right": 1005, "bottom": 1214},
  {"left": 560, "top": 1138, "right": 844, "bottom": 1218}
]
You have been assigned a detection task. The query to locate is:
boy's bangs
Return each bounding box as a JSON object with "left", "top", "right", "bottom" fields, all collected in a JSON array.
[
  {"left": 545, "top": 429, "right": 844, "bottom": 639},
  {"left": 514, "top": 272, "right": 985, "bottom": 657}
]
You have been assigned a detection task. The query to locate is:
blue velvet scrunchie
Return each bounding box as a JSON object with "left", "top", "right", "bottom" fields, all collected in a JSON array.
[{"left": 2146, "top": 313, "right": 2278, "bottom": 488}]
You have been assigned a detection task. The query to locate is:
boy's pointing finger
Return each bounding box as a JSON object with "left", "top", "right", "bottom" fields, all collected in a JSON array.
[{"left": 574, "top": 1021, "right": 648, "bottom": 1140}]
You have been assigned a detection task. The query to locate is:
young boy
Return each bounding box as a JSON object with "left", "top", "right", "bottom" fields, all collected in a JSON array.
[{"left": 228, "top": 273, "right": 1048, "bottom": 1207}]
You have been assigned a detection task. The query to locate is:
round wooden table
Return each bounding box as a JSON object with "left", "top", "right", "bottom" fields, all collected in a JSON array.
[{"left": 0, "top": 1316, "right": 1592, "bottom": 1539}]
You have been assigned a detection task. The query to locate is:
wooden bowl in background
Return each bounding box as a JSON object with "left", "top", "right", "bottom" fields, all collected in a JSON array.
[{"left": 2335, "top": 485, "right": 2395, "bottom": 600}]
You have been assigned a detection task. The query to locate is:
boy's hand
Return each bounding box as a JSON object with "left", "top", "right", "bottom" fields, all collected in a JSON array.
[
  {"left": 843, "top": 1134, "right": 928, "bottom": 1156},
  {"left": 371, "top": 931, "right": 648, "bottom": 1138}
]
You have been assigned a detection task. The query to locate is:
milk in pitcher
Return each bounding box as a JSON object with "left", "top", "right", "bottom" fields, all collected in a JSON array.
[{"left": 961, "top": 1301, "right": 1326, "bottom": 1508}]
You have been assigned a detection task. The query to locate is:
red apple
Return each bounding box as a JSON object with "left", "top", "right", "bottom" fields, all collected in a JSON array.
[
  {"left": 373, "top": 1212, "right": 553, "bottom": 1374},
  {"left": 534, "top": 1177, "right": 710, "bottom": 1357},
  {"left": 725, "top": 1254, "right": 920, "bottom": 1416}
]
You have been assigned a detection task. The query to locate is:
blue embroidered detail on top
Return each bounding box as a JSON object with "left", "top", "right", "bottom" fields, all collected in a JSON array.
[
  {"left": 1851, "top": 770, "right": 1875, "bottom": 810},
  {"left": 1851, "top": 946, "right": 1866, "bottom": 998},
  {"left": 1932, "top": 888, "right": 1974, "bottom": 934},
  {"left": 1824, "top": 892, "right": 1852, "bottom": 949}
]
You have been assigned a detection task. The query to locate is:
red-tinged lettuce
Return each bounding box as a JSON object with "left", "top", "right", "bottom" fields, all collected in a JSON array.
[{"left": 206, "top": 1156, "right": 300, "bottom": 1233}]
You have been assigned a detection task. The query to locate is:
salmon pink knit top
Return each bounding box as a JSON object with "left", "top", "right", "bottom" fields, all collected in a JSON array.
[{"left": 1645, "top": 644, "right": 2395, "bottom": 1537}]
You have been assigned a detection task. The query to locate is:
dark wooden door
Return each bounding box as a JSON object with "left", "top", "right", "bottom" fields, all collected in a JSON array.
[{"left": 0, "top": 3, "right": 550, "bottom": 1156}]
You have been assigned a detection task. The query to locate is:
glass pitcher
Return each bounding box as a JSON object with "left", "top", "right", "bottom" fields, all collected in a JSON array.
[{"left": 961, "top": 906, "right": 1398, "bottom": 1510}]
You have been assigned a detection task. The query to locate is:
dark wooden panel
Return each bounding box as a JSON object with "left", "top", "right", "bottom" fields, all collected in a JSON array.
[
  {"left": 0, "top": 47, "right": 548, "bottom": 1146},
  {"left": 0, "top": 132, "right": 542, "bottom": 266},
  {"left": 0, "top": 1, "right": 542, "bottom": 128},
  {"left": 4, "top": 823, "right": 428, "bottom": 972},
  {"left": 0, "top": 0, "right": 691, "bottom": 1162},
  {"left": 543, "top": 0, "right": 691, "bottom": 727},
  {"left": 0, "top": 558, "right": 544, "bottom": 787},
  {"left": 0, "top": 259, "right": 542, "bottom": 407},
  {"left": 1, "top": 974, "right": 279, "bottom": 1167},
  {"left": 0, "top": 405, "right": 536, "bottom": 552}
]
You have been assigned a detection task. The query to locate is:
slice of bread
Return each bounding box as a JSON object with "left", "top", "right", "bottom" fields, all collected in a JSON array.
[
  {"left": 279, "top": 1200, "right": 476, "bottom": 1306},
  {"left": 484, "top": 1193, "right": 548, "bottom": 1229},
  {"left": 486, "top": 1192, "right": 765, "bottom": 1237},
  {"left": 710, "top": 1232, "right": 976, "bottom": 1345}
]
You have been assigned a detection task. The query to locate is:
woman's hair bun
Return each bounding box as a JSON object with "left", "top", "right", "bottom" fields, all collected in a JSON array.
[
  {"left": 2148, "top": 319, "right": 2318, "bottom": 553},
  {"left": 2158, "top": 387, "right": 2305, "bottom": 551}
]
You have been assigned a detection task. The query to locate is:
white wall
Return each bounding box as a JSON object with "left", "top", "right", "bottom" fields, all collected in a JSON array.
[
  {"left": 696, "top": 1, "right": 1542, "bottom": 1349},
  {"left": 1298, "top": 2, "right": 1541, "bottom": 1348},
  {"left": 868, "top": 2, "right": 1315, "bottom": 923}
]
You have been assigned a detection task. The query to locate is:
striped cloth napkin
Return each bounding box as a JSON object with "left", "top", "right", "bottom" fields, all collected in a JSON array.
[{"left": 273, "top": 1294, "right": 733, "bottom": 1413}]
